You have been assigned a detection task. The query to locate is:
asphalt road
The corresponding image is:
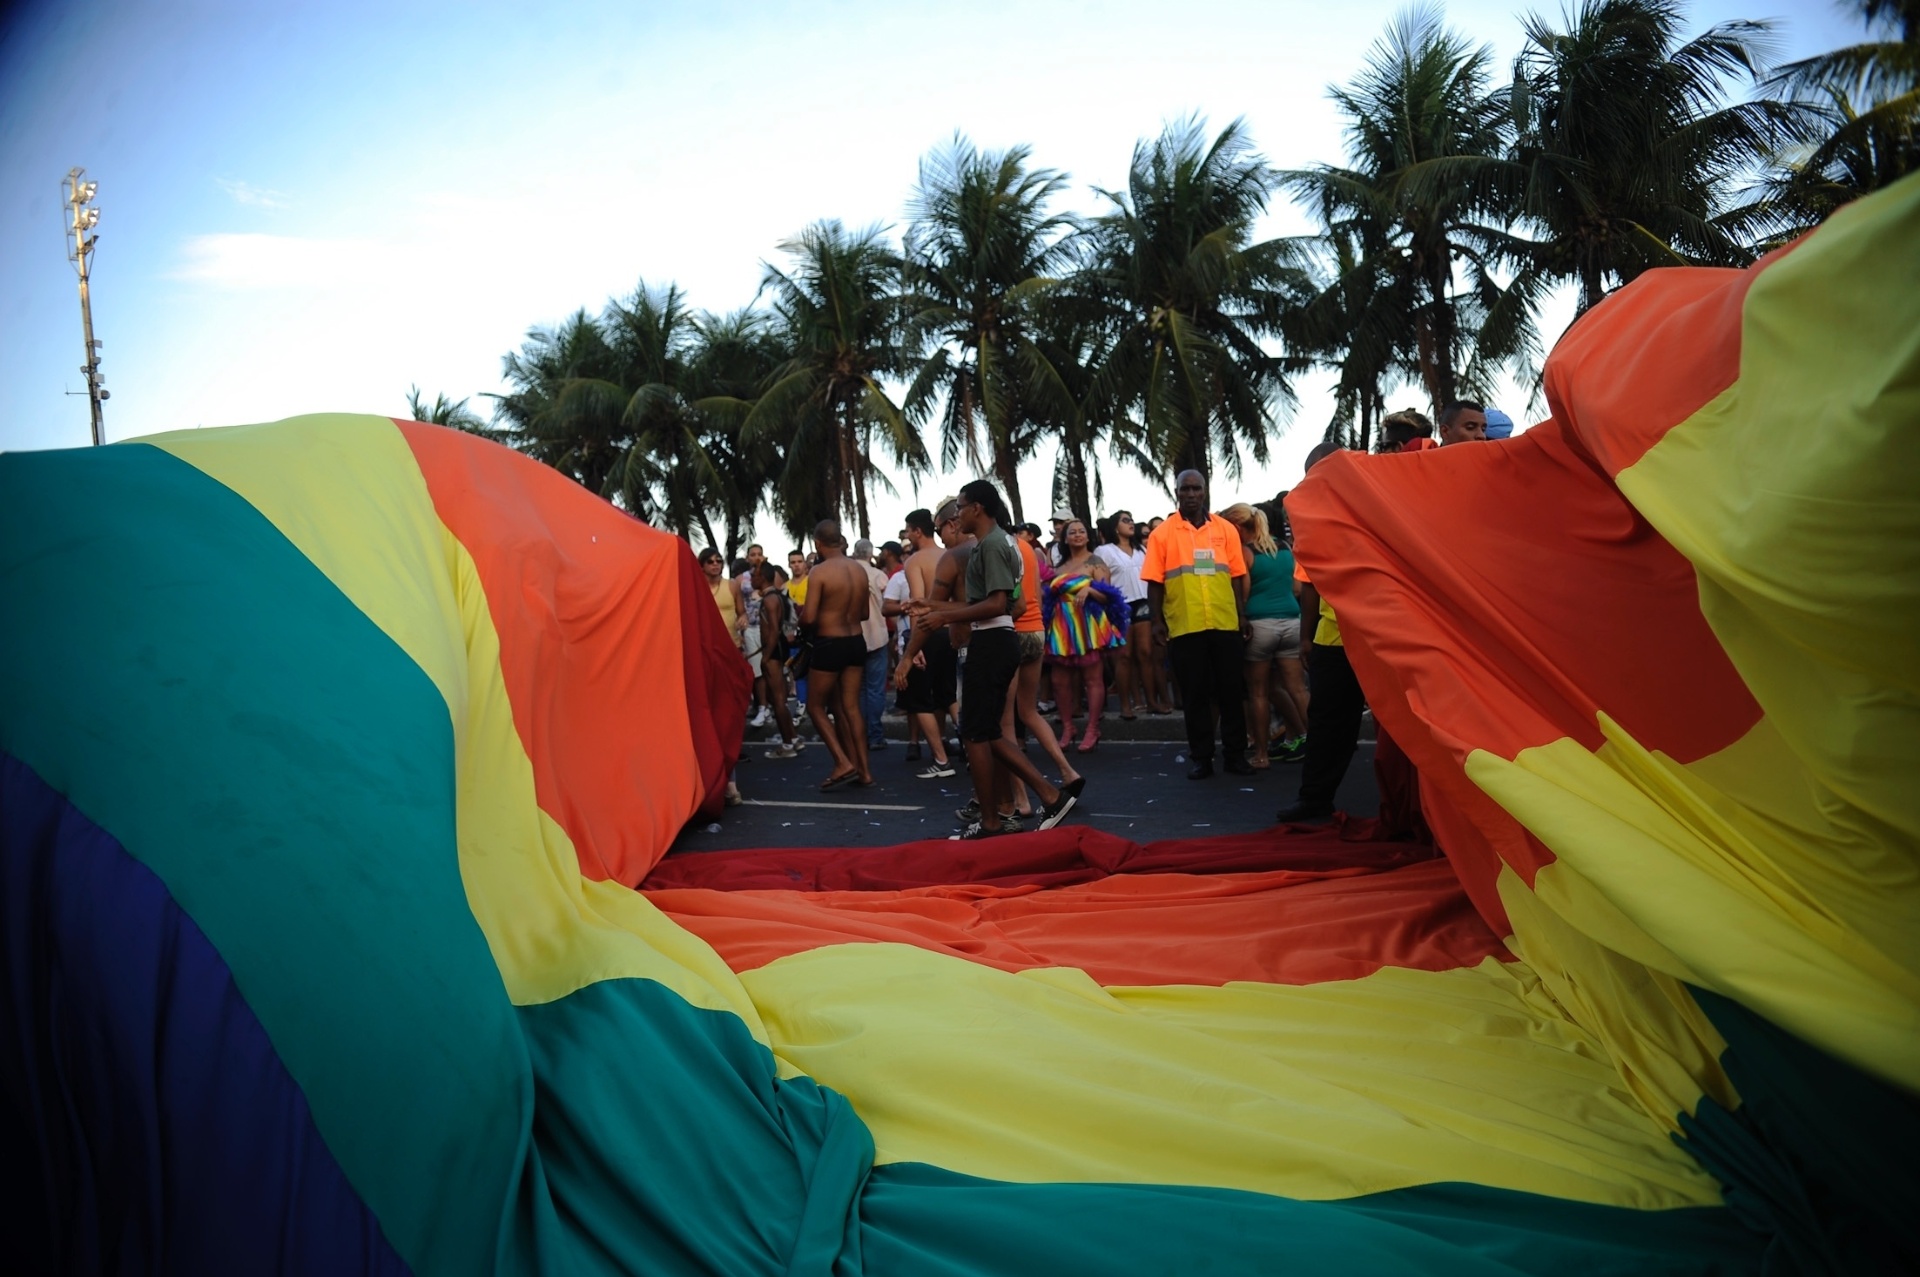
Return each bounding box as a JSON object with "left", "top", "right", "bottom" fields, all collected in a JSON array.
[{"left": 666, "top": 712, "right": 1380, "bottom": 855}]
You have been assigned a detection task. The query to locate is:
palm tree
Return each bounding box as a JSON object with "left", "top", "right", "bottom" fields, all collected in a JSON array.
[
  {"left": 901, "top": 137, "right": 1074, "bottom": 523},
  {"left": 1769, "top": 0, "right": 1918, "bottom": 104},
  {"left": 1506, "top": 0, "right": 1810, "bottom": 313},
  {"left": 1021, "top": 302, "right": 1126, "bottom": 524},
  {"left": 739, "top": 221, "right": 924, "bottom": 541},
  {"left": 686, "top": 307, "right": 787, "bottom": 559},
  {"left": 489, "top": 309, "right": 627, "bottom": 497},
  {"left": 1078, "top": 117, "right": 1301, "bottom": 481},
  {"left": 1750, "top": 0, "right": 1919, "bottom": 244},
  {"left": 596, "top": 281, "right": 732, "bottom": 548},
  {"left": 1279, "top": 223, "right": 1411, "bottom": 450},
  {"left": 1283, "top": 6, "right": 1525, "bottom": 411},
  {"left": 403, "top": 385, "right": 503, "bottom": 440},
  {"left": 485, "top": 285, "right": 740, "bottom": 550}
]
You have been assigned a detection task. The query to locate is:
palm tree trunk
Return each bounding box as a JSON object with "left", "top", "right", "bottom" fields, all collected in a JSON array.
[
  {"left": 1176, "top": 426, "right": 1210, "bottom": 481},
  {"left": 1059, "top": 428, "right": 1092, "bottom": 526},
  {"left": 846, "top": 404, "right": 871, "bottom": 541},
  {"left": 834, "top": 411, "right": 855, "bottom": 531},
  {"left": 995, "top": 444, "right": 1023, "bottom": 525},
  {"left": 1578, "top": 260, "right": 1605, "bottom": 315},
  {"left": 1429, "top": 256, "right": 1457, "bottom": 407},
  {"left": 696, "top": 509, "right": 721, "bottom": 558}
]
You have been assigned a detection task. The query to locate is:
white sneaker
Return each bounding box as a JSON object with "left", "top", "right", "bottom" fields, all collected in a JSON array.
[
  {"left": 748, "top": 706, "right": 772, "bottom": 727},
  {"left": 767, "top": 739, "right": 803, "bottom": 759}
]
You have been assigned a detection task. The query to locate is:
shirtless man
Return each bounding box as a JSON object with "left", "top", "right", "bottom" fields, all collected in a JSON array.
[
  {"left": 890, "top": 508, "right": 956, "bottom": 776},
  {"left": 799, "top": 518, "right": 873, "bottom": 789},
  {"left": 898, "top": 498, "right": 971, "bottom": 758}
]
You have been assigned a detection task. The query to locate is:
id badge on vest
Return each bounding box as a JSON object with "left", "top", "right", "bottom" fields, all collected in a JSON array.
[{"left": 1193, "top": 547, "right": 1217, "bottom": 576}]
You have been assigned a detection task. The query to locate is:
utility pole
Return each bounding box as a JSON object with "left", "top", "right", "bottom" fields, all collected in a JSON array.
[{"left": 63, "top": 167, "right": 108, "bottom": 445}]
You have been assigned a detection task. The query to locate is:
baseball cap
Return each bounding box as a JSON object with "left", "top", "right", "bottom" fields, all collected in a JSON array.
[{"left": 1050, "top": 507, "right": 1073, "bottom": 522}]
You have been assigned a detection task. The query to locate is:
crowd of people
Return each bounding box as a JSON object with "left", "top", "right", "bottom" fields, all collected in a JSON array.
[{"left": 700, "top": 399, "right": 1509, "bottom": 837}]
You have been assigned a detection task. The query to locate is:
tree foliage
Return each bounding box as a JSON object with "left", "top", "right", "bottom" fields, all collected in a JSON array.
[
  {"left": 902, "top": 138, "right": 1074, "bottom": 522},
  {"left": 438, "top": 1, "right": 1903, "bottom": 534}
]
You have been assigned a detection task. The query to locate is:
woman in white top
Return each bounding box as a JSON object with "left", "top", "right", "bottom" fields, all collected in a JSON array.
[{"left": 1094, "top": 511, "right": 1167, "bottom": 717}]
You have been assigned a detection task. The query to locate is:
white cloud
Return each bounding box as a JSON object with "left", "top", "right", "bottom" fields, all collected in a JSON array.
[
  {"left": 169, "top": 232, "right": 405, "bottom": 291},
  {"left": 215, "top": 177, "right": 291, "bottom": 209}
]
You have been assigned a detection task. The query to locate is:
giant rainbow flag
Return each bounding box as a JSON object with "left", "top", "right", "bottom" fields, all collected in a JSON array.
[{"left": 2, "top": 175, "right": 1915, "bottom": 1274}]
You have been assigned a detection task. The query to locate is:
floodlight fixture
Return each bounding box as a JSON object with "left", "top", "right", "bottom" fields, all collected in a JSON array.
[{"left": 62, "top": 166, "right": 107, "bottom": 445}]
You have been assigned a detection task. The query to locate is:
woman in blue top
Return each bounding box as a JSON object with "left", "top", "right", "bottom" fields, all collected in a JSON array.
[{"left": 1224, "top": 503, "right": 1308, "bottom": 768}]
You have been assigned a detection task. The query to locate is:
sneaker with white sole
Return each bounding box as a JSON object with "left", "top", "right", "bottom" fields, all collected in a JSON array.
[
  {"left": 948, "top": 819, "right": 1009, "bottom": 841},
  {"left": 767, "top": 739, "right": 803, "bottom": 759},
  {"left": 748, "top": 706, "right": 773, "bottom": 728},
  {"left": 1036, "top": 776, "right": 1086, "bottom": 831},
  {"left": 917, "top": 760, "right": 957, "bottom": 779}
]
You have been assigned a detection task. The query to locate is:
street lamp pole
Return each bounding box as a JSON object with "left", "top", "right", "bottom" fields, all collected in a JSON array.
[{"left": 63, "top": 167, "right": 107, "bottom": 446}]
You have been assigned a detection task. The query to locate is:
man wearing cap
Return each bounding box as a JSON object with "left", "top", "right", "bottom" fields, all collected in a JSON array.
[
  {"left": 1483, "top": 408, "right": 1515, "bottom": 440},
  {"left": 1142, "top": 469, "right": 1254, "bottom": 779}
]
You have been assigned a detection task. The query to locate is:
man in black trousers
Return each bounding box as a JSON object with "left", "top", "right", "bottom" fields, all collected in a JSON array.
[
  {"left": 1279, "top": 443, "right": 1364, "bottom": 822},
  {"left": 1142, "top": 469, "right": 1254, "bottom": 779}
]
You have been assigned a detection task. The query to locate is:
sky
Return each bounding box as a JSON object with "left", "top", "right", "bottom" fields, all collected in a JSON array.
[{"left": 0, "top": 0, "right": 1856, "bottom": 547}]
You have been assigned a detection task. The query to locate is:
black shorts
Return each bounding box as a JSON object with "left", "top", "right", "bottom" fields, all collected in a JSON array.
[
  {"left": 809, "top": 634, "right": 866, "bottom": 673},
  {"left": 960, "top": 627, "right": 1020, "bottom": 743},
  {"left": 1128, "top": 598, "right": 1153, "bottom": 623},
  {"left": 901, "top": 628, "right": 956, "bottom": 713}
]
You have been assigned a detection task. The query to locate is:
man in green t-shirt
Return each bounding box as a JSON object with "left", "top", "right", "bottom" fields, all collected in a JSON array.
[{"left": 910, "top": 479, "right": 1084, "bottom": 839}]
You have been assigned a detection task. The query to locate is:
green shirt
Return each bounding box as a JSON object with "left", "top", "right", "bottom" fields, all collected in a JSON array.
[
  {"left": 965, "top": 525, "right": 1022, "bottom": 629},
  {"left": 1246, "top": 548, "right": 1299, "bottom": 620}
]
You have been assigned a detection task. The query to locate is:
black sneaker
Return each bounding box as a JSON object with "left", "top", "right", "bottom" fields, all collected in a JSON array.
[
  {"left": 1275, "top": 735, "right": 1308, "bottom": 764},
  {"left": 954, "top": 799, "right": 982, "bottom": 823},
  {"left": 949, "top": 819, "right": 1009, "bottom": 841},
  {"left": 1037, "top": 776, "right": 1086, "bottom": 831},
  {"left": 917, "top": 760, "right": 957, "bottom": 779},
  {"left": 905, "top": 743, "right": 922, "bottom": 761},
  {"left": 1276, "top": 801, "right": 1335, "bottom": 823}
]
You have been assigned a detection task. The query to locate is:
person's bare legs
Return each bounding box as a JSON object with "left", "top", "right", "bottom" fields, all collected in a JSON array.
[
  {"left": 1081, "top": 663, "right": 1107, "bottom": 750},
  {"left": 766, "top": 662, "right": 796, "bottom": 744},
  {"left": 990, "top": 735, "right": 1060, "bottom": 808},
  {"left": 965, "top": 738, "right": 1002, "bottom": 826},
  {"left": 1016, "top": 655, "right": 1078, "bottom": 786},
  {"left": 1050, "top": 663, "right": 1077, "bottom": 744},
  {"left": 1112, "top": 644, "right": 1139, "bottom": 716},
  {"left": 1245, "top": 657, "right": 1273, "bottom": 766},
  {"left": 1136, "top": 623, "right": 1173, "bottom": 713},
  {"left": 913, "top": 712, "right": 950, "bottom": 765},
  {"left": 837, "top": 667, "right": 872, "bottom": 783},
  {"left": 1275, "top": 655, "right": 1309, "bottom": 740},
  {"left": 807, "top": 668, "right": 855, "bottom": 780}
]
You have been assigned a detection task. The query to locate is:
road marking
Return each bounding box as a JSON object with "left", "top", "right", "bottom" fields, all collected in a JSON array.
[{"left": 742, "top": 799, "right": 925, "bottom": 812}]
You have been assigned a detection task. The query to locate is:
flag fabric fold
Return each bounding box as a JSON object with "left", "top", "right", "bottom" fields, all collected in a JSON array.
[{"left": 3, "top": 176, "right": 1915, "bottom": 1274}]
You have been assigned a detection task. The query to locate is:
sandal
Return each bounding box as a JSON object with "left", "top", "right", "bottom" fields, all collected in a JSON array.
[{"left": 819, "top": 770, "right": 858, "bottom": 792}]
